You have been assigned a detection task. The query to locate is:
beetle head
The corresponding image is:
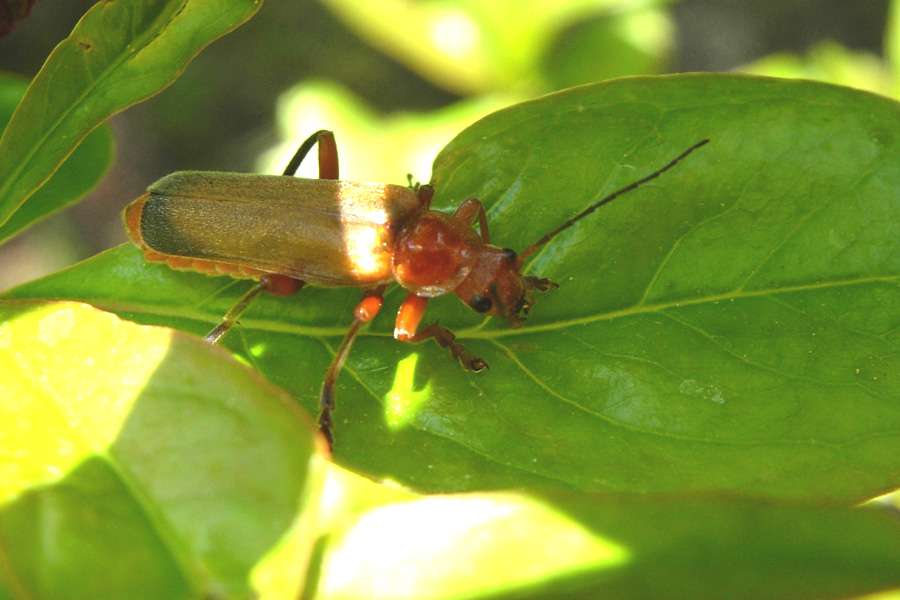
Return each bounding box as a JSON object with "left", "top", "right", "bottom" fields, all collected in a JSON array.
[{"left": 453, "top": 246, "right": 557, "bottom": 328}]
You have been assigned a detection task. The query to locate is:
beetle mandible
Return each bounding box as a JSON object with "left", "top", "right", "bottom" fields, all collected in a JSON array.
[{"left": 125, "top": 130, "right": 708, "bottom": 447}]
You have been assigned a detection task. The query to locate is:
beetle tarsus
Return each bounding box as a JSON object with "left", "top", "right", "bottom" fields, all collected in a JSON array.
[
  {"left": 466, "top": 356, "right": 489, "bottom": 372},
  {"left": 319, "top": 425, "right": 334, "bottom": 450},
  {"left": 317, "top": 388, "right": 336, "bottom": 451},
  {"left": 204, "top": 323, "right": 228, "bottom": 345},
  {"left": 527, "top": 276, "right": 558, "bottom": 292},
  {"left": 409, "top": 322, "right": 489, "bottom": 372}
]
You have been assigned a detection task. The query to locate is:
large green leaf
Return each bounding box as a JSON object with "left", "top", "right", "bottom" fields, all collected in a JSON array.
[
  {"left": 0, "top": 300, "right": 322, "bottom": 600},
  {"left": 312, "top": 493, "right": 900, "bottom": 600},
  {"left": 0, "top": 0, "right": 262, "bottom": 233},
  {"left": 8, "top": 74, "right": 900, "bottom": 502},
  {"left": 0, "top": 73, "right": 113, "bottom": 244}
]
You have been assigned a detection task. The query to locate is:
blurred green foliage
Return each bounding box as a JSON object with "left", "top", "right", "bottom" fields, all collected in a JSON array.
[
  {"left": 265, "top": 0, "right": 677, "bottom": 182},
  {"left": 261, "top": 0, "right": 900, "bottom": 188}
]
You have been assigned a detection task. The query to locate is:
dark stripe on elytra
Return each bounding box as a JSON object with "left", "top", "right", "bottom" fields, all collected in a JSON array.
[{"left": 140, "top": 196, "right": 206, "bottom": 258}]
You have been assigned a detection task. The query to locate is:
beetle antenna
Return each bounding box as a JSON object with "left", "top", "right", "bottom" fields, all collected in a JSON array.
[{"left": 516, "top": 139, "right": 709, "bottom": 267}]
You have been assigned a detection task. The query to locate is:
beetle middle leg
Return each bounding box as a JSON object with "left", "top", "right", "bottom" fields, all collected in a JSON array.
[
  {"left": 453, "top": 197, "right": 490, "bottom": 243},
  {"left": 204, "top": 130, "right": 340, "bottom": 343},
  {"left": 282, "top": 129, "right": 339, "bottom": 179},
  {"left": 394, "top": 293, "right": 488, "bottom": 371}
]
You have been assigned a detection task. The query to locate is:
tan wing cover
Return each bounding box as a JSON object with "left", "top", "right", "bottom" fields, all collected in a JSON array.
[{"left": 130, "top": 172, "right": 422, "bottom": 286}]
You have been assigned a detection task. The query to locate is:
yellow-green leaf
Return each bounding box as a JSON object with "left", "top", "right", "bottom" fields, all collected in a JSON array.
[{"left": 0, "top": 300, "right": 322, "bottom": 600}]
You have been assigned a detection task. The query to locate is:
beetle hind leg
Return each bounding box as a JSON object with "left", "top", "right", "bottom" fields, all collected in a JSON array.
[
  {"left": 204, "top": 275, "right": 304, "bottom": 344},
  {"left": 205, "top": 281, "right": 265, "bottom": 343}
]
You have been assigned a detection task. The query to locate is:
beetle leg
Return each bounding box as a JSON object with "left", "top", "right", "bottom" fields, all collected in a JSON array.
[
  {"left": 393, "top": 293, "right": 428, "bottom": 340},
  {"left": 394, "top": 293, "right": 488, "bottom": 371},
  {"left": 454, "top": 197, "right": 490, "bottom": 243},
  {"left": 204, "top": 274, "right": 305, "bottom": 343},
  {"left": 525, "top": 275, "right": 559, "bottom": 293},
  {"left": 205, "top": 281, "right": 265, "bottom": 343},
  {"left": 316, "top": 131, "right": 339, "bottom": 180},
  {"left": 408, "top": 324, "right": 489, "bottom": 372},
  {"left": 417, "top": 183, "right": 435, "bottom": 210},
  {"left": 281, "top": 129, "right": 339, "bottom": 179},
  {"left": 319, "top": 286, "right": 386, "bottom": 449}
]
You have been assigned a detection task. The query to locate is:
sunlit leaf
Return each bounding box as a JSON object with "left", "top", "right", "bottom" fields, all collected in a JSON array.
[
  {"left": 0, "top": 300, "right": 322, "bottom": 600},
  {"left": 312, "top": 493, "right": 900, "bottom": 600}
]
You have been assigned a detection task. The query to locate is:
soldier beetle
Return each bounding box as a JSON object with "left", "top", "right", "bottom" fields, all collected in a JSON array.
[{"left": 125, "top": 130, "right": 708, "bottom": 447}]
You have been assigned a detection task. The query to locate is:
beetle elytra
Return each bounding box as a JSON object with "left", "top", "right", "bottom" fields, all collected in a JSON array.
[{"left": 125, "top": 130, "right": 708, "bottom": 447}]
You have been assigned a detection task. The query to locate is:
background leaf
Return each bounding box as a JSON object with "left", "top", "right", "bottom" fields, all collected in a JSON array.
[
  {"left": 317, "top": 0, "right": 673, "bottom": 94},
  {"left": 8, "top": 74, "right": 900, "bottom": 503},
  {"left": 0, "top": 0, "right": 35, "bottom": 37},
  {"left": 0, "top": 0, "right": 262, "bottom": 235},
  {"left": 0, "top": 300, "right": 322, "bottom": 600},
  {"left": 0, "top": 72, "right": 113, "bottom": 245}
]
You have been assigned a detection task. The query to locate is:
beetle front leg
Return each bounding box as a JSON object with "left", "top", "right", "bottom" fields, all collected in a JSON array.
[
  {"left": 406, "top": 323, "right": 489, "bottom": 372},
  {"left": 394, "top": 293, "right": 488, "bottom": 371},
  {"left": 319, "top": 286, "right": 386, "bottom": 449}
]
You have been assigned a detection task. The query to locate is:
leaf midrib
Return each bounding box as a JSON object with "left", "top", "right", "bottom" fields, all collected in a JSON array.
[
  {"left": 105, "top": 273, "right": 898, "bottom": 341},
  {"left": 468, "top": 274, "right": 899, "bottom": 339}
]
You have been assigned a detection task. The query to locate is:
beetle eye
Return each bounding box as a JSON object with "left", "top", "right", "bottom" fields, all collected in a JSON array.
[
  {"left": 502, "top": 248, "right": 517, "bottom": 262},
  {"left": 470, "top": 295, "right": 493, "bottom": 313}
]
